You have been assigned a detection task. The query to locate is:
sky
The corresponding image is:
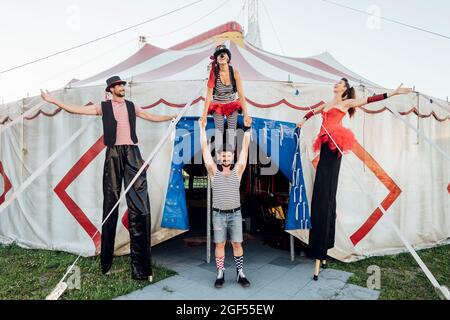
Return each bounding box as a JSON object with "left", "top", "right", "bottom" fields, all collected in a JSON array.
[{"left": 0, "top": 0, "right": 449, "bottom": 103}]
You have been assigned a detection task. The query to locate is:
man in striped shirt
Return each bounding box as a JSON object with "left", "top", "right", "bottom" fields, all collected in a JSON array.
[{"left": 199, "top": 117, "right": 252, "bottom": 288}]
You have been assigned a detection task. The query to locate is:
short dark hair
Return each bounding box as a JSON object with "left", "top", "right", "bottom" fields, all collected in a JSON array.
[
  {"left": 216, "top": 143, "right": 235, "bottom": 154},
  {"left": 341, "top": 77, "right": 356, "bottom": 118}
]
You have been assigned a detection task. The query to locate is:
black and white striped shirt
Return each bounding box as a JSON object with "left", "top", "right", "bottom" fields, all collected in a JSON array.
[
  {"left": 212, "top": 75, "right": 236, "bottom": 103},
  {"left": 212, "top": 168, "right": 241, "bottom": 210}
]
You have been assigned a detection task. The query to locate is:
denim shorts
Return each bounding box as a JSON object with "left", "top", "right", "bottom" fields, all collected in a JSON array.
[{"left": 212, "top": 209, "right": 243, "bottom": 244}]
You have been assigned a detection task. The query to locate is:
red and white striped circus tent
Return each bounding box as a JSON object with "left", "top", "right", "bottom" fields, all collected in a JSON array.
[{"left": 0, "top": 21, "right": 449, "bottom": 261}]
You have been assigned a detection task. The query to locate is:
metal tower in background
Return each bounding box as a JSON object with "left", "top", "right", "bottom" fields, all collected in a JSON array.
[{"left": 246, "top": 0, "right": 263, "bottom": 48}]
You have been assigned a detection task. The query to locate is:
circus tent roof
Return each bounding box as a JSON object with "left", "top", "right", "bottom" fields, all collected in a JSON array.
[{"left": 72, "top": 21, "right": 380, "bottom": 88}]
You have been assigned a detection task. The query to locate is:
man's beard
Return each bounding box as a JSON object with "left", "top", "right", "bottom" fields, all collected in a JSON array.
[
  {"left": 221, "top": 163, "right": 231, "bottom": 167},
  {"left": 116, "top": 92, "right": 125, "bottom": 97}
]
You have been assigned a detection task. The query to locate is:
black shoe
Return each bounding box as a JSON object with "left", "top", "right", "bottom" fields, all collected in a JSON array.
[
  {"left": 237, "top": 272, "right": 251, "bottom": 287},
  {"left": 313, "top": 274, "right": 319, "bottom": 281},
  {"left": 101, "top": 263, "right": 112, "bottom": 275},
  {"left": 214, "top": 274, "right": 225, "bottom": 288},
  {"left": 132, "top": 274, "right": 153, "bottom": 282}
]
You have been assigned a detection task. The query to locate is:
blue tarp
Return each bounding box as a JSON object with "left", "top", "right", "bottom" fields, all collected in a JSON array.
[{"left": 161, "top": 116, "right": 310, "bottom": 231}]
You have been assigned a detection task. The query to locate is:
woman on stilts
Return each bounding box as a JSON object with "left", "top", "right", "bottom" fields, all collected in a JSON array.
[
  {"left": 296, "top": 78, "right": 411, "bottom": 280},
  {"left": 200, "top": 44, "right": 252, "bottom": 148}
]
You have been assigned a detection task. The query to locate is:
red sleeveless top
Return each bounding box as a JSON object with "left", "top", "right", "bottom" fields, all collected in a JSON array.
[{"left": 312, "top": 108, "right": 355, "bottom": 155}]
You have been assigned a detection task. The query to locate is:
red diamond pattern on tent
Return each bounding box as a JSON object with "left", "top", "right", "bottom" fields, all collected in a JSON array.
[
  {"left": 54, "top": 136, "right": 151, "bottom": 250},
  {"left": 312, "top": 141, "right": 402, "bottom": 246},
  {"left": 0, "top": 161, "right": 12, "bottom": 205},
  {"left": 54, "top": 136, "right": 106, "bottom": 252}
]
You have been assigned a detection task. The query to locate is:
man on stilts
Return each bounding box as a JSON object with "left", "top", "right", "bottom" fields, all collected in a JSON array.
[{"left": 41, "top": 76, "right": 175, "bottom": 281}]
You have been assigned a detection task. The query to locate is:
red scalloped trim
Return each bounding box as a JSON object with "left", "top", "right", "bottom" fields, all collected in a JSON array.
[
  {"left": 24, "top": 108, "right": 63, "bottom": 120},
  {"left": 359, "top": 106, "right": 449, "bottom": 121},
  {"left": 141, "top": 97, "right": 204, "bottom": 109},
  {"left": 7, "top": 99, "right": 449, "bottom": 122}
]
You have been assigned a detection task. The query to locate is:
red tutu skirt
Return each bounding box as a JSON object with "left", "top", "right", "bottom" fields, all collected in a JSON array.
[
  {"left": 208, "top": 100, "right": 242, "bottom": 117},
  {"left": 313, "top": 126, "right": 355, "bottom": 155}
]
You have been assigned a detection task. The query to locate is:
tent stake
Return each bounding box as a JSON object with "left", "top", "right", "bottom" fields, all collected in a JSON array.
[{"left": 45, "top": 282, "right": 68, "bottom": 300}]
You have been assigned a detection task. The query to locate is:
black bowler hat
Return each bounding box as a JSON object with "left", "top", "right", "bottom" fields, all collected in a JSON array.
[{"left": 105, "top": 76, "right": 127, "bottom": 92}]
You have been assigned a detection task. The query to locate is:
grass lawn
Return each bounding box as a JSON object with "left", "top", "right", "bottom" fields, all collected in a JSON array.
[
  {"left": 327, "top": 244, "right": 450, "bottom": 300},
  {"left": 1, "top": 242, "right": 448, "bottom": 300},
  {"left": 0, "top": 244, "right": 175, "bottom": 300}
]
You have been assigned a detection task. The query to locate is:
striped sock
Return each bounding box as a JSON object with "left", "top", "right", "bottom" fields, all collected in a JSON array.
[
  {"left": 234, "top": 255, "right": 244, "bottom": 273},
  {"left": 215, "top": 256, "right": 225, "bottom": 271}
]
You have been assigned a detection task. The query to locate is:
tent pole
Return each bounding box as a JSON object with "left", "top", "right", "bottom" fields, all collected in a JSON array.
[
  {"left": 20, "top": 98, "right": 25, "bottom": 181},
  {"left": 129, "top": 76, "right": 134, "bottom": 100},
  {"left": 288, "top": 181, "right": 294, "bottom": 261},
  {"left": 290, "top": 235, "right": 294, "bottom": 261},
  {"left": 416, "top": 89, "right": 420, "bottom": 144},
  {"left": 206, "top": 173, "right": 211, "bottom": 264}
]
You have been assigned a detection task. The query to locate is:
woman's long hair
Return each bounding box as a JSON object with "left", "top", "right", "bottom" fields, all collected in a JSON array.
[{"left": 341, "top": 78, "right": 356, "bottom": 118}]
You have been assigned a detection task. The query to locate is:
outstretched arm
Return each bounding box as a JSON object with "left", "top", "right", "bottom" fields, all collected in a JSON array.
[
  {"left": 40, "top": 89, "right": 98, "bottom": 116},
  {"left": 345, "top": 83, "right": 412, "bottom": 109},
  {"left": 296, "top": 103, "right": 327, "bottom": 128},
  {"left": 198, "top": 118, "right": 216, "bottom": 177},
  {"left": 138, "top": 111, "right": 176, "bottom": 122}
]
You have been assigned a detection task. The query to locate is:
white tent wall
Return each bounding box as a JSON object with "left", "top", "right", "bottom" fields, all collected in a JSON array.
[
  {"left": 1, "top": 17, "right": 449, "bottom": 261},
  {"left": 0, "top": 82, "right": 207, "bottom": 256},
  {"left": 1, "top": 79, "right": 449, "bottom": 262}
]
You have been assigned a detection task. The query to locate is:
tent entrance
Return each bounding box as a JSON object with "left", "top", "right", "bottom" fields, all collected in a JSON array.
[
  {"left": 162, "top": 116, "right": 310, "bottom": 262},
  {"left": 183, "top": 163, "right": 209, "bottom": 236},
  {"left": 242, "top": 164, "right": 292, "bottom": 251},
  {"left": 179, "top": 142, "right": 306, "bottom": 261}
]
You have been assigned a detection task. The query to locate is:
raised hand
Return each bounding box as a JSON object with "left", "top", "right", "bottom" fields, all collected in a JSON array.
[
  {"left": 244, "top": 115, "right": 252, "bottom": 127},
  {"left": 40, "top": 89, "right": 57, "bottom": 104},
  {"left": 296, "top": 118, "right": 306, "bottom": 128},
  {"left": 198, "top": 117, "right": 206, "bottom": 129},
  {"left": 392, "top": 83, "right": 413, "bottom": 96}
]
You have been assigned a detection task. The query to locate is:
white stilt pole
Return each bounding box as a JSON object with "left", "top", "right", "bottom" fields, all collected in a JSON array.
[{"left": 207, "top": 175, "right": 211, "bottom": 264}]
